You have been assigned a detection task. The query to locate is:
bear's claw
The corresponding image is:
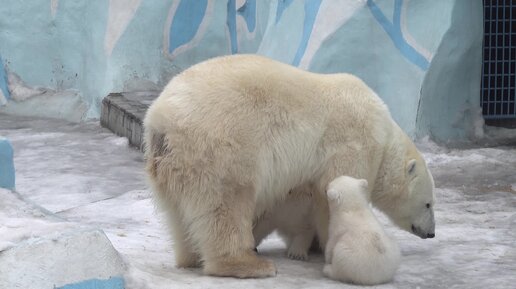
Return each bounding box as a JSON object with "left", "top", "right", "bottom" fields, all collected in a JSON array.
[{"left": 287, "top": 249, "right": 308, "bottom": 261}]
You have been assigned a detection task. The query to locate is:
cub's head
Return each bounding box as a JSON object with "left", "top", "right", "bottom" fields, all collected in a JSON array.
[
  {"left": 327, "top": 176, "right": 369, "bottom": 210},
  {"left": 374, "top": 141, "right": 436, "bottom": 239}
]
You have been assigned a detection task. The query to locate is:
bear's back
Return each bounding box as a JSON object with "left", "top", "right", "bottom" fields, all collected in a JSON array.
[{"left": 147, "top": 55, "right": 390, "bottom": 141}]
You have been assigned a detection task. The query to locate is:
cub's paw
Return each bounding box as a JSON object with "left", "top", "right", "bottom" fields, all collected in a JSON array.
[{"left": 287, "top": 247, "right": 308, "bottom": 261}]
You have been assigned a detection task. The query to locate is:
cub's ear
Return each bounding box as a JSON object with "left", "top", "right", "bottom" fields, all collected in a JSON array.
[
  {"left": 326, "top": 189, "right": 341, "bottom": 202},
  {"left": 407, "top": 159, "right": 417, "bottom": 176}
]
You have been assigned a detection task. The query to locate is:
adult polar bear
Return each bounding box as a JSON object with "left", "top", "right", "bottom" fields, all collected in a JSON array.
[{"left": 143, "top": 54, "right": 435, "bottom": 278}]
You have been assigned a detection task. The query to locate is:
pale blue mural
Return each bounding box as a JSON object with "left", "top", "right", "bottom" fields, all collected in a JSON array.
[
  {"left": 237, "top": 0, "right": 257, "bottom": 33},
  {"left": 275, "top": 0, "right": 295, "bottom": 23},
  {"left": 292, "top": 0, "right": 322, "bottom": 66},
  {"left": 0, "top": 137, "right": 15, "bottom": 190},
  {"left": 168, "top": 0, "right": 208, "bottom": 55},
  {"left": 0, "top": 0, "right": 482, "bottom": 141},
  {"left": 0, "top": 55, "right": 9, "bottom": 101},
  {"left": 367, "top": 0, "right": 430, "bottom": 70}
]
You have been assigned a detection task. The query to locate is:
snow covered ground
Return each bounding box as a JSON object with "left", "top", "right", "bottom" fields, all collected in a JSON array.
[{"left": 0, "top": 113, "right": 515, "bottom": 289}]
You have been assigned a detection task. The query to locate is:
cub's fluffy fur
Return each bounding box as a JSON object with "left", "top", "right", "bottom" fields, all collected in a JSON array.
[{"left": 324, "top": 176, "right": 401, "bottom": 285}]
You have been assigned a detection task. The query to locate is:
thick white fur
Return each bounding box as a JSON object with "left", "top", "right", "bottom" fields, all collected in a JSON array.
[
  {"left": 143, "top": 54, "right": 435, "bottom": 278},
  {"left": 324, "top": 176, "right": 401, "bottom": 285}
]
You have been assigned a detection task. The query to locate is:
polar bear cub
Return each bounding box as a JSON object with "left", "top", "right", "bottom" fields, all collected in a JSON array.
[
  {"left": 323, "top": 176, "right": 401, "bottom": 285},
  {"left": 253, "top": 190, "right": 315, "bottom": 260}
]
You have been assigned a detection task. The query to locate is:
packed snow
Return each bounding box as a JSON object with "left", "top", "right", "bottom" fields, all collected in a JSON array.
[{"left": 0, "top": 113, "right": 515, "bottom": 289}]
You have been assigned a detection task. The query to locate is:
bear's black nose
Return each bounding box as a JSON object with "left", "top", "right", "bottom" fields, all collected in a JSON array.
[{"left": 427, "top": 233, "right": 435, "bottom": 238}]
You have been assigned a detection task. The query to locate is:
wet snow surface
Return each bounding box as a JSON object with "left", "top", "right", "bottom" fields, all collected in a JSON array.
[{"left": 1, "top": 114, "right": 515, "bottom": 289}]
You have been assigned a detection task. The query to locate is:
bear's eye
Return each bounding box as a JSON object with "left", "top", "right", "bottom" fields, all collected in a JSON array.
[{"left": 426, "top": 203, "right": 431, "bottom": 209}]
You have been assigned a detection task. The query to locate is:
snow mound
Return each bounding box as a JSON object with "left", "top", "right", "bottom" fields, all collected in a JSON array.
[
  {"left": 0, "top": 188, "right": 74, "bottom": 251},
  {"left": 0, "top": 189, "right": 126, "bottom": 289}
]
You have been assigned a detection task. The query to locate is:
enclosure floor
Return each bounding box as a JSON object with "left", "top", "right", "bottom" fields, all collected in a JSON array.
[{"left": 1, "top": 113, "right": 515, "bottom": 289}]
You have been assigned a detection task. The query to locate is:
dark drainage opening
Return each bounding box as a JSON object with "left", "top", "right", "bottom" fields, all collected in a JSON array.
[{"left": 482, "top": 0, "right": 516, "bottom": 128}]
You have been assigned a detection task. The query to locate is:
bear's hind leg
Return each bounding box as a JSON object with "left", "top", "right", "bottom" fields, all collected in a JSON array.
[
  {"left": 167, "top": 208, "right": 201, "bottom": 268},
  {"left": 192, "top": 185, "right": 277, "bottom": 278}
]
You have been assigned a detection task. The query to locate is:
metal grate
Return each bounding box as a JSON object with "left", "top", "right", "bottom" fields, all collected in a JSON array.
[{"left": 481, "top": 0, "right": 516, "bottom": 119}]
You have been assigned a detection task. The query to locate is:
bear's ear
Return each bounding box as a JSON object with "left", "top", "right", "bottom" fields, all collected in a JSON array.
[{"left": 407, "top": 159, "right": 417, "bottom": 176}]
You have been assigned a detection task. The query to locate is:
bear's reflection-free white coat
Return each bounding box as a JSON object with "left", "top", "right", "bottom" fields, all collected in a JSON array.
[{"left": 143, "top": 54, "right": 435, "bottom": 278}]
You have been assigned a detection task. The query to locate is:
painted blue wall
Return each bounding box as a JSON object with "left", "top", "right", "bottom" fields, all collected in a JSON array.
[
  {"left": 0, "top": 55, "right": 9, "bottom": 102},
  {"left": 0, "top": 0, "right": 483, "bottom": 142},
  {"left": 417, "top": 0, "right": 483, "bottom": 141},
  {"left": 57, "top": 277, "right": 124, "bottom": 289},
  {"left": 0, "top": 138, "right": 15, "bottom": 190}
]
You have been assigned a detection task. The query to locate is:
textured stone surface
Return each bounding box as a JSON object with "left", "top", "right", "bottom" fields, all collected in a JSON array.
[
  {"left": 0, "top": 188, "right": 126, "bottom": 289},
  {"left": 100, "top": 91, "right": 158, "bottom": 150}
]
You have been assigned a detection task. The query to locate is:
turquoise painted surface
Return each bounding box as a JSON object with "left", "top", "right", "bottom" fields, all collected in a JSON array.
[
  {"left": 57, "top": 277, "right": 124, "bottom": 289},
  {"left": 106, "top": 0, "right": 174, "bottom": 89},
  {"left": 0, "top": 138, "right": 15, "bottom": 190},
  {"left": 168, "top": 0, "right": 208, "bottom": 55},
  {"left": 405, "top": 0, "right": 453, "bottom": 54},
  {"left": 308, "top": 4, "right": 424, "bottom": 137},
  {"left": 257, "top": 1, "right": 304, "bottom": 64},
  {"left": 0, "top": 0, "right": 481, "bottom": 141},
  {"left": 238, "top": 0, "right": 256, "bottom": 33},
  {"left": 0, "top": 55, "right": 9, "bottom": 100},
  {"left": 228, "top": 0, "right": 257, "bottom": 54},
  {"left": 275, "top": 0, "right": 294, "bottom": 23},
  {"left": 0, "top": 0, "right": 109, "bottom": 116},
  {"left": 367, "top": 0, "right": 429, "bottom": 70},
  {"left": 227, "top": 0, "right": 239, "bottom": 54},
  {"left": 292, "top": 0, "right": 321, "bottom": 66},
  {"left": 416, "top": 0, "right": 483, "bottom": 142}
]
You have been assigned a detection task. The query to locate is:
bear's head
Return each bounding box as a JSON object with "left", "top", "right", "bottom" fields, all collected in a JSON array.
[{"left": 373, "top": 137, "right": 436, "bottom": 239}]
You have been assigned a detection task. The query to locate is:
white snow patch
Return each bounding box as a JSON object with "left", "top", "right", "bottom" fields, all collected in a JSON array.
[
  {"left": 0, "top": 189, "right": 125, "bottom": 289},
  {"left": 484, "top": 125, "right": 516, "bottom": 142},
  {"left": 0, "top": 229, "right": 125, "bottom": 289},
  {"left": 0, "top": 188, "right": 75, "bottom": 252},
  {"left": 1, "top": 115, "right": 515, "bottom": 288},
  {"left": 108, "top": 135, "right": 130, "bottom": 146}
]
